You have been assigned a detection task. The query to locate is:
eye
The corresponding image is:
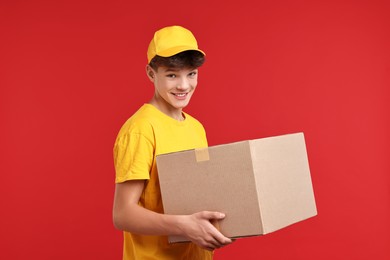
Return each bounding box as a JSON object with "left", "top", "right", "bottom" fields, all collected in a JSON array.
[
  {"left": 188, "top": 71, "right": 197, "bottom": 77},
  {"left": 166, "top": 74, "right": 176, "bottom": 78}
]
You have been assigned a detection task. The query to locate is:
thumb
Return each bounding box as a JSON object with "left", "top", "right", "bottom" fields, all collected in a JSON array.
[{"left": 203, "top": 211, "right": 226, "bottom": 220}]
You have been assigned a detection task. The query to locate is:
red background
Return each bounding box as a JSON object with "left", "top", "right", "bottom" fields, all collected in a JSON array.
[{"left": 1, "top": 0, "right": 389, "bottom": 259}]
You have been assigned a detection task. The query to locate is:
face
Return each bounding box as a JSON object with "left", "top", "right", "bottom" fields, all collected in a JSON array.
[{"left": 147, "top": 65, "right": 198, "bottom": 119}]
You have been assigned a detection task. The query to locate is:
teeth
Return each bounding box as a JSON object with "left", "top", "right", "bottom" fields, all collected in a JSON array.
[{"left": 174, "top": 93, "right": 186, "bottom": 97}]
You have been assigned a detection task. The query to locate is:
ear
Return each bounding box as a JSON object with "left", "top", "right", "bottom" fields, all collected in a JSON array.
[{"left": 146, "top": 65, "right": 155, "bottom": 83}]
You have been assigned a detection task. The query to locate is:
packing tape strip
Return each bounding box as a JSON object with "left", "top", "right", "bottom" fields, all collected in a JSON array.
[{"left": 195, "top": 147, "right": 210, "bottom": 162}]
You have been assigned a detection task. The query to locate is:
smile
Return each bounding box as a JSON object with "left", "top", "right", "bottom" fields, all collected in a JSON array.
[{"left": 172, "top": 93, "right": 187, "bottom": 97}]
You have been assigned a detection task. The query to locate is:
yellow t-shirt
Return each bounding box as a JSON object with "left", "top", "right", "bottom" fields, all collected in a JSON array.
[{"left": 113, "top": 104, "right": 212, "bottom": 260}]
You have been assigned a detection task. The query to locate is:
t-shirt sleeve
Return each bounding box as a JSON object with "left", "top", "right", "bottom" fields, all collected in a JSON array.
[{"left": 113, "top": 123, "right": 154, "bottom": 183}]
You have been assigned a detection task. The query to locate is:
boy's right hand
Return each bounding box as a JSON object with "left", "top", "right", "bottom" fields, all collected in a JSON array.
[{"left": 178, "top": 211, "right": 233, "bottom": 251}]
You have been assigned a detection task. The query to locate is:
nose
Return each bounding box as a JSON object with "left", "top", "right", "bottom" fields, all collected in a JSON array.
[{"left": 176, "top": 78, "right": 190, "bottom": 90}]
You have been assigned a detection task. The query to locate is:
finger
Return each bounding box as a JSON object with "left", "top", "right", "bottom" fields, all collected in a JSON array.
[
  {"left": 201, "top": 211, "right": 232, "bottom": 246},
  {"left": 199, "top": 239, "right": 217, "bottom": 251},
  {"left": 208, "top": 221, "right": 232, "bottom": 246},
  {"left": 209, "top": 239, "right": 229, "bottom": 250},
  {"left": 208, "top": 237, "right": 223, "bottom": 249},
  {"left": 208, "top": 224, "right": 232, "bottom": 245},
  {"left": 204, "top": 231, "right": 231, "bottom": 249},
  {"left": 206, "top": 240, "right": 223, "bottom": 251}
]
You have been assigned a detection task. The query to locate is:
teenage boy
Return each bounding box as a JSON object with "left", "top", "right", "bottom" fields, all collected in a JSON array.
[{"left": 112, "top": 25, "right": 232, "bottom": 259}]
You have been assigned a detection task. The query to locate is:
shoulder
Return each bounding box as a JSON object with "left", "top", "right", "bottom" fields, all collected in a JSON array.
[{"left": 115, "top": 105, "right": 156, "bottom": 144}]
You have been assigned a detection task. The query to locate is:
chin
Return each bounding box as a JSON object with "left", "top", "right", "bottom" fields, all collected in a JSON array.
[
  {"left": 170, "top": 100, "right": 191, "bottom": 109},
  {"left": 174, "top": 104, "right": 188, "bottom": 110}
]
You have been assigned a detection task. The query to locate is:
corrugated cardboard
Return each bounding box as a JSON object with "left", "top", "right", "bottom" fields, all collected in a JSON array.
[{"left": 156, "top": 132, "right": 317, "bottom": 243}]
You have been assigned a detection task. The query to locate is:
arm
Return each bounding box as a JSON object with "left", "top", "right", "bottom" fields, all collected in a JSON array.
[{"left": 112, "top": 180, "right": 233, "bottom": 251}]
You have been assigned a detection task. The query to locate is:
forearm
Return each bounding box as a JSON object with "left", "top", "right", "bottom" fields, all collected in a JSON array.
[
  {"left": 112, "top": 180, "right": 232, "bottom": 250},
  {"left": 113, "top": 204, "right": 232, "bottom": 251},
  {"left": 113, "top": 203, "right": 184, "bottom": 236}
]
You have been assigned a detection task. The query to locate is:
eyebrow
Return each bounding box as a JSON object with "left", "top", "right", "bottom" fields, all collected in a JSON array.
[
  {"left": 163, "top": 68, "right": 179, "bottom": 73},
  {"left": 163, "top": 67, "right": 197, "bottom": 73}
]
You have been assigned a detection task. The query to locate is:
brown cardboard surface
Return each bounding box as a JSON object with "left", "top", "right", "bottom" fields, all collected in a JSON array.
[{"left": 156, "top": 132, "right": 317, "bottom": 243}]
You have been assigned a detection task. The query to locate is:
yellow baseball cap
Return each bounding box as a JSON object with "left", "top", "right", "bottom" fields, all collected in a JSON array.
[{"left": 147, "top": 25, "right": 205, "bottom": 63}]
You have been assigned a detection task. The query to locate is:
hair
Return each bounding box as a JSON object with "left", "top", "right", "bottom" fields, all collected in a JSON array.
[{"left": 149, "top": 50, "right": 205, "bottom": 71}]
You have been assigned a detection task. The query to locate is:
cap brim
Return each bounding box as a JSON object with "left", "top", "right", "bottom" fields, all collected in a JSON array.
[{"left": 157, "top": 46, "right": 205, "bottom": 58}]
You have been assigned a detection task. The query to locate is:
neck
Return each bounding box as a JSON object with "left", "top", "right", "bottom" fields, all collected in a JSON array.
[{"left": 148, "top": 99, "right": 184, "bottom": 121}]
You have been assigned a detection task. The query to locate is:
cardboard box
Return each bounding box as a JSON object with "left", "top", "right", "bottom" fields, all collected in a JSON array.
[{"left": 156, "top": 132, "right": 317, "bottom": 243}]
